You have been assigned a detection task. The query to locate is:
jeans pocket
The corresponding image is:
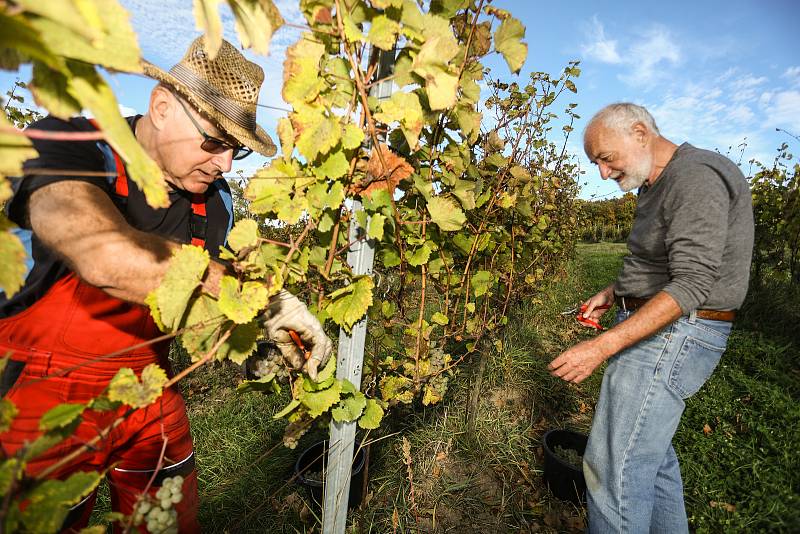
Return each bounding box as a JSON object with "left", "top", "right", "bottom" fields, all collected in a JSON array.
[{"left": 668, "top": 336, "right": 726, "bottom": 399}]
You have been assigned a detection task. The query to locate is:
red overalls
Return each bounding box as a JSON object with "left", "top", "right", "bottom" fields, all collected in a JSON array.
[{"left": 0, "top": 139, "right": 209, "bottom": 533}]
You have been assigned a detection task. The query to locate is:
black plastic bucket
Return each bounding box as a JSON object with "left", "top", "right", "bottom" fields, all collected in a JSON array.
[
  {"left": 294, "top": 440, "right": 367, "bottom": 509},
  {"left": 542, "top": 429, "right": 588, "bottom": 504}
]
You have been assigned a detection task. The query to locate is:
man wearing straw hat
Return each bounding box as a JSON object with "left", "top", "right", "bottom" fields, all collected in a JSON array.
[{"left": 0, "top": 37, "right": 331, "bottom": 531}]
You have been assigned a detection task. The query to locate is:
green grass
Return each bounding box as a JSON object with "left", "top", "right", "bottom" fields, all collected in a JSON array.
[{"left": 88, "top": 241, "right": 798, "bottom": 532}]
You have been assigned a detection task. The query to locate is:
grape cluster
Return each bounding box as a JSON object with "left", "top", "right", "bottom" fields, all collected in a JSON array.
[
  {"left": 132, "top": 475, "right": 184, "bottom": 534},
  {"left": 251, "top": 341, "right": 290, "bottom": 381},
  {"left": 283, "top": 419, "right": 312, "bottom": 449}
]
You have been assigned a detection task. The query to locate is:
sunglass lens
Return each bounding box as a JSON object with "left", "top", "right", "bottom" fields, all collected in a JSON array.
[
  {"left": 232, "top": 146, "right": 253, "bottom": 160},
  {"left": 200, "top": 138, "right": 228, "bottom": 154}
]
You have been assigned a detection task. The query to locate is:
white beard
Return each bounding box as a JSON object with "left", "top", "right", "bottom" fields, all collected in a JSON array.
[{"left": 613, "top": 153, "right": 653, "bottom": 192}]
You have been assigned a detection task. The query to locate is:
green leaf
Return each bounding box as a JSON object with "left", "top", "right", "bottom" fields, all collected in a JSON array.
[
  {"left": 373, "top": 92, "right": 424, "bottom": 148},
  {"left": 282, "top": 33, "right": 326, "bottom": 105},
  {"left": 324, "top": 276, "right": 374, "bottom": 331},
  {"left": 218, "top": 276, "right": 269, "bottom": 324},
  {"left": 38, "top": 403, "right": 85, "bottom": 432},
  {"left": 193, "top": 0, "right": 225, "bottom": 58},
  {"left": 358, "top": 399, "right": 384, "bottom": 429},
  {"left": 300, "top": 379, "right": 342, "bottom": 417},
  {"left": 427, "top": 196, "right": 466, "bottom": 232},
  {"left": 228, "top": 0, "right": 285, "bottom": 56},
  {"left": 494, "top": 16, "right": 528, "bottom": 74},
  {"left": 245, "top": 159, "right": 296, "bottom": 215},
  {"left": 380, "top": 375, "right": 413, "bottom": 403},
  {"left": 273, "top": 398, "right": 301, "bottom": 419},
  {"left": 407, "top": 243, "right": 431, "bottom": 266},
  {"left": 0, "top": 398, "right": 18, "bottom": 433},
  {"left": 30, "top": 62, "right": 81, "bottom": 119},
  {"left": 291, "top": 107, "right": 341, "bottom": 161},
  {"left": 107, "top": 364, "right": 168, "bottom": 409},
  {"left": 0, "top": 114, "right": 37, "bottom": 176},
  {"left": 367, "top": 213, "right": 386, "bottom": 240},
  {"left": 148, "top": 245, "right": 209, "bottom": 331},
  {"left": 431, "top": 312, "right": 449, "bottom": 325},
  {"left": 20, "top": 471, "right": 103, "bottom": 533},
  {"left": 0, "top": 216, "right": 28, "bottom": 298},
  {"left": 0, "top": 458, "right": 23, "bottom": 496},
  {"left": 227, "top": 219, "right": 260, "bottom": 253},
  {"left": 314, "top": 149, "right": 349, "bottom": 179},
  {"left": 277, "top": 117, "right": 295, "bottom": 156},
  {"left": 341, "top": 123, "right": 365, "bottom": 150},
  {"left": 368, "top": 15, "right": 400, "bottom": 51},
  {"left": 27, "top": 0, "right": 142, "bottom": 72},
  {"left": 66, "top": 62, "right": 168, "bottom": 208},
  {"left": 471, "top": 270, "right": 494, "bottom": 297},
  {"left": 332, "top": 390, "right": 367, "bottom": 422},
  {"left": 237, "top": 375, "right": 281, "bottom": 395},
  {"left": 218, "top": 320, "right": 260, "bottom": 364},
  {"left": 315, "top": 354, "right": 337, "bottom": 384}
]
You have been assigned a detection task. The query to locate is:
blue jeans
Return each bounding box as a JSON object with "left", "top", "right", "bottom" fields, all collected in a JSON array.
[{"left": 584, "top": 310, "right": 731, "bottom": 533}]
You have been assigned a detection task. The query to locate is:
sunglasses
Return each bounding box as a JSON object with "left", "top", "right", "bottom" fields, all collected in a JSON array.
[{"left": 175, "top": 96, "right": 253, "bottom": 160}]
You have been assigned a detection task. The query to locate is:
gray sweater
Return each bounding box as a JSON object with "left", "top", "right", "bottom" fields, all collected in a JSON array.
[{"left": 615, "top": 143, "right": 754, "bottom": 314}]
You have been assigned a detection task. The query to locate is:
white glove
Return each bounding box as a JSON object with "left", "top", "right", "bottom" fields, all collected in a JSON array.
[{"left": 262, "top": 290, "right": 333, "bottom": 380}]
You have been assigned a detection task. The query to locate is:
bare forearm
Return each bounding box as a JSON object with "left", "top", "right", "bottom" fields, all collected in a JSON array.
[
  {"left": 28, "top": 181, "right": 227, "bottom": 304},
  {"left": 594, "top": 291, "right": 683, "bottom": 359}
]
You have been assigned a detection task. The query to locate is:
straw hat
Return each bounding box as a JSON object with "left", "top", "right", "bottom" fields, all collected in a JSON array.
[{"left": 142, "top": 36, "right": 277, "bottom": 157}]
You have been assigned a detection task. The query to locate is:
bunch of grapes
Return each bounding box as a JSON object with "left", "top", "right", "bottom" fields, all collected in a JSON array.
[
  {"left": 132, "top": 475, "right": 184, "bottom": 534},
  {"left": 283, "top": 418, "right": 312, "bottom": 449},
  {"left": 250, "top": 341, "right": 290, "bottom": 381}
]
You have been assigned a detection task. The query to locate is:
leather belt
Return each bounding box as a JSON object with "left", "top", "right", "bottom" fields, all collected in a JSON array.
[{"left": 615, "top": 296, "right": 736, "bottom": 322}]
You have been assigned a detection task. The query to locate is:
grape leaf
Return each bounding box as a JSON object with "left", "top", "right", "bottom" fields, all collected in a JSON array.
[
  {"left": 0, "top": 398, "right": 18, "bottom": 433},
  {"left": 277, "top": 117, "right": 295, "bottom": 156},
  {"left": 38, "top": 403, "right": 85, "bottom": 432},
  {"left": 218, "top": 276, "right": 269, "bottom": 324},
  {"left": 427, "top": 196, "right": 466, "bottom": 231},
  {"left": 313, "top": 148, "right": 349, "bottom": 179},
  {"left": 107, "top": 364, "right": 167, "bottom": 409},
  {"left": 493, "top": 16, "right": 528, "bottom": 74},
  {"left": 227, "top": 219, "right": 260, "bottom": 254},
  {"left": 148, "top": 245, "right": 209, "bottom": 331},
  {"left": 373, "top": 92, "right": 424, "bottom": 148},
  {"left": 332, "top": 391, "right": 367, "bottom": 422},
  {"left": 228, "top": 0, "right": 284, "bottom": 57},
  {"left": 30, "top": 62, "right": 81, "bottom": 119},
  {"left": 380, "top": 375, "right": 413, "bottom": 403},
  {"left": 300, "top": 379, "right": 342, "bottom": 417},
  {"left": 431, "top": 312, "right": 449, "bottom": 325},
  {"left": 324, "top": 275, "right": 374, "bottom": 331},
  {"left": 237, "top": 375, "right": 281, "bottom": 395},
  {"left": 352, "top": 144, "right": 414, "bottom": 198},
  {"left": 245, "top": 159, "right": 296, "bottom": 215},
  {"left": 471, "top": 270, "right": 494, "bottom": 297},
  {"left": 0, "top": 458, "right": 23, "bottom": 496},
  {"left": 341, "top": 123, "right": 365, "bottom": 150},
  {"left": 193, "top": 0, "right": 224, "bottom": 58},
  {"left": 358, "top": 398, "right": 384, "bottom": 429},
  {"left": 20, "top": 471, "right": 103, "bottom": 534},
  {"left": 282, "top": 33, "right": 326, "bottom": 105},
  {"left": 367, "top": 15, "right": 400, "bottom": 51},
  {"left": 291, "top": 106, "right": 341, "bottom": 161},
  {"left": 0, "top": 114, "right": 37, "bottom": 176},
  {"left": 0, "top": 217, "right": 28, "bottom": 298},
  {"left": 367, "top": 213, "right": 386, "bottom": 241},
  {"left": 407, "top": 244, "right": 431, "bottom": 266},
  {"left": 273, "top": 398, "right": 301, "bottom": 419}
]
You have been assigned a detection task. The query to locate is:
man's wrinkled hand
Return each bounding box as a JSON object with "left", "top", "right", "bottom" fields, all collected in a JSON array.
[
  {"left": 262, "top": 290, "right": 333, "bottom": 380},
  {"left": 548, "top": 339, "right": 606, "bottom": 384}
]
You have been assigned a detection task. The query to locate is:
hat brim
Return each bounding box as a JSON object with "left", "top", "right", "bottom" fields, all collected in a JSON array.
[{"left": 142, "top": 60, "right": 277, "bottom": 158}]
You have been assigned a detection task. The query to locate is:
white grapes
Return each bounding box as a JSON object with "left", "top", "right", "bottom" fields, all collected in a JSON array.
[{"left": 132, "top": 475, "right": 184, "bottom": 534}]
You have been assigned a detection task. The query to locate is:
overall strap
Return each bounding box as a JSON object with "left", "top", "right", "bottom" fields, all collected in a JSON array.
[{"left": 87, "top": 119, "right": 129, "bottom": 200}]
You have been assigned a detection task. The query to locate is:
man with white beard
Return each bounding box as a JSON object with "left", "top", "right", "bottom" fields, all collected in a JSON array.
[{"left": 548, "top": 103, "right": 753, "bottom": 532}]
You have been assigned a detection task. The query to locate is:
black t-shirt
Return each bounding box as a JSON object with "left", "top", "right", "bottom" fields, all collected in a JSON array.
[{"left": 1, "top": 115, "right": 233, "bottom": 318}]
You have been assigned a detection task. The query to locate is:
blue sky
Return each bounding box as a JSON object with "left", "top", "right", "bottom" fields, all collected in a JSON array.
[{"left": 3, "top": 0, "right": 799, "bottom": 200}]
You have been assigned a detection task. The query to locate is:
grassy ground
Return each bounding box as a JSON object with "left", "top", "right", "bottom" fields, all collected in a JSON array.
[{"left": 91, "top": 242, "right": 799, "bottom": 532}]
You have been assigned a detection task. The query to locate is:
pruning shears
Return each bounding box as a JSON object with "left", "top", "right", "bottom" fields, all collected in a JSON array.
[
  {"left": 562, "top": 303, "right": 612, "bottom": 331},
  {"left": 288, "top": 329, "right": 312, "bottom": 361}
]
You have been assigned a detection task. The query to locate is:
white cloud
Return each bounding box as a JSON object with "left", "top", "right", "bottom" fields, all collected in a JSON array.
[
  {"left": 118, "top": 104, "right": 139, "bottom": 116},
  {"left": 762, "top": 90, "right": 800, "bottom": 132},
  {"left": 729, "top": 75, "right": 767, "bottom": 102},
  {"left": 580, "top": 16, "right": 622, "bottom": 64},
  {"left": 783, "top": 66, "right": 800, "bottom": 86},
  {"left": 618, "top": 26, "right": 681, "bottom": 86},
  {"left": 580, "top": 18, "right": 680, "bottom": 87}
]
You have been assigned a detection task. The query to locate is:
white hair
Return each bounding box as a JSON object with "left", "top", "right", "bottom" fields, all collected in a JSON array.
[{"left": 585, "top": 102, "right": 661, "bottom": 137}]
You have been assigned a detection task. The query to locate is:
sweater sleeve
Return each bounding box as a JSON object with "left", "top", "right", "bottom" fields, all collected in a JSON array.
[{"left": 661, "top": 162, "right": 730, "bottom": 314}]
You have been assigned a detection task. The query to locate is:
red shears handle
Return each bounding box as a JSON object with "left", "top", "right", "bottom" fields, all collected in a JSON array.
[
  {"left": 575, "top": 303, "right": 612, "bottom": 331},
  {"left": 288, "top": 329, "right": 312, "bottom": 361}
]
